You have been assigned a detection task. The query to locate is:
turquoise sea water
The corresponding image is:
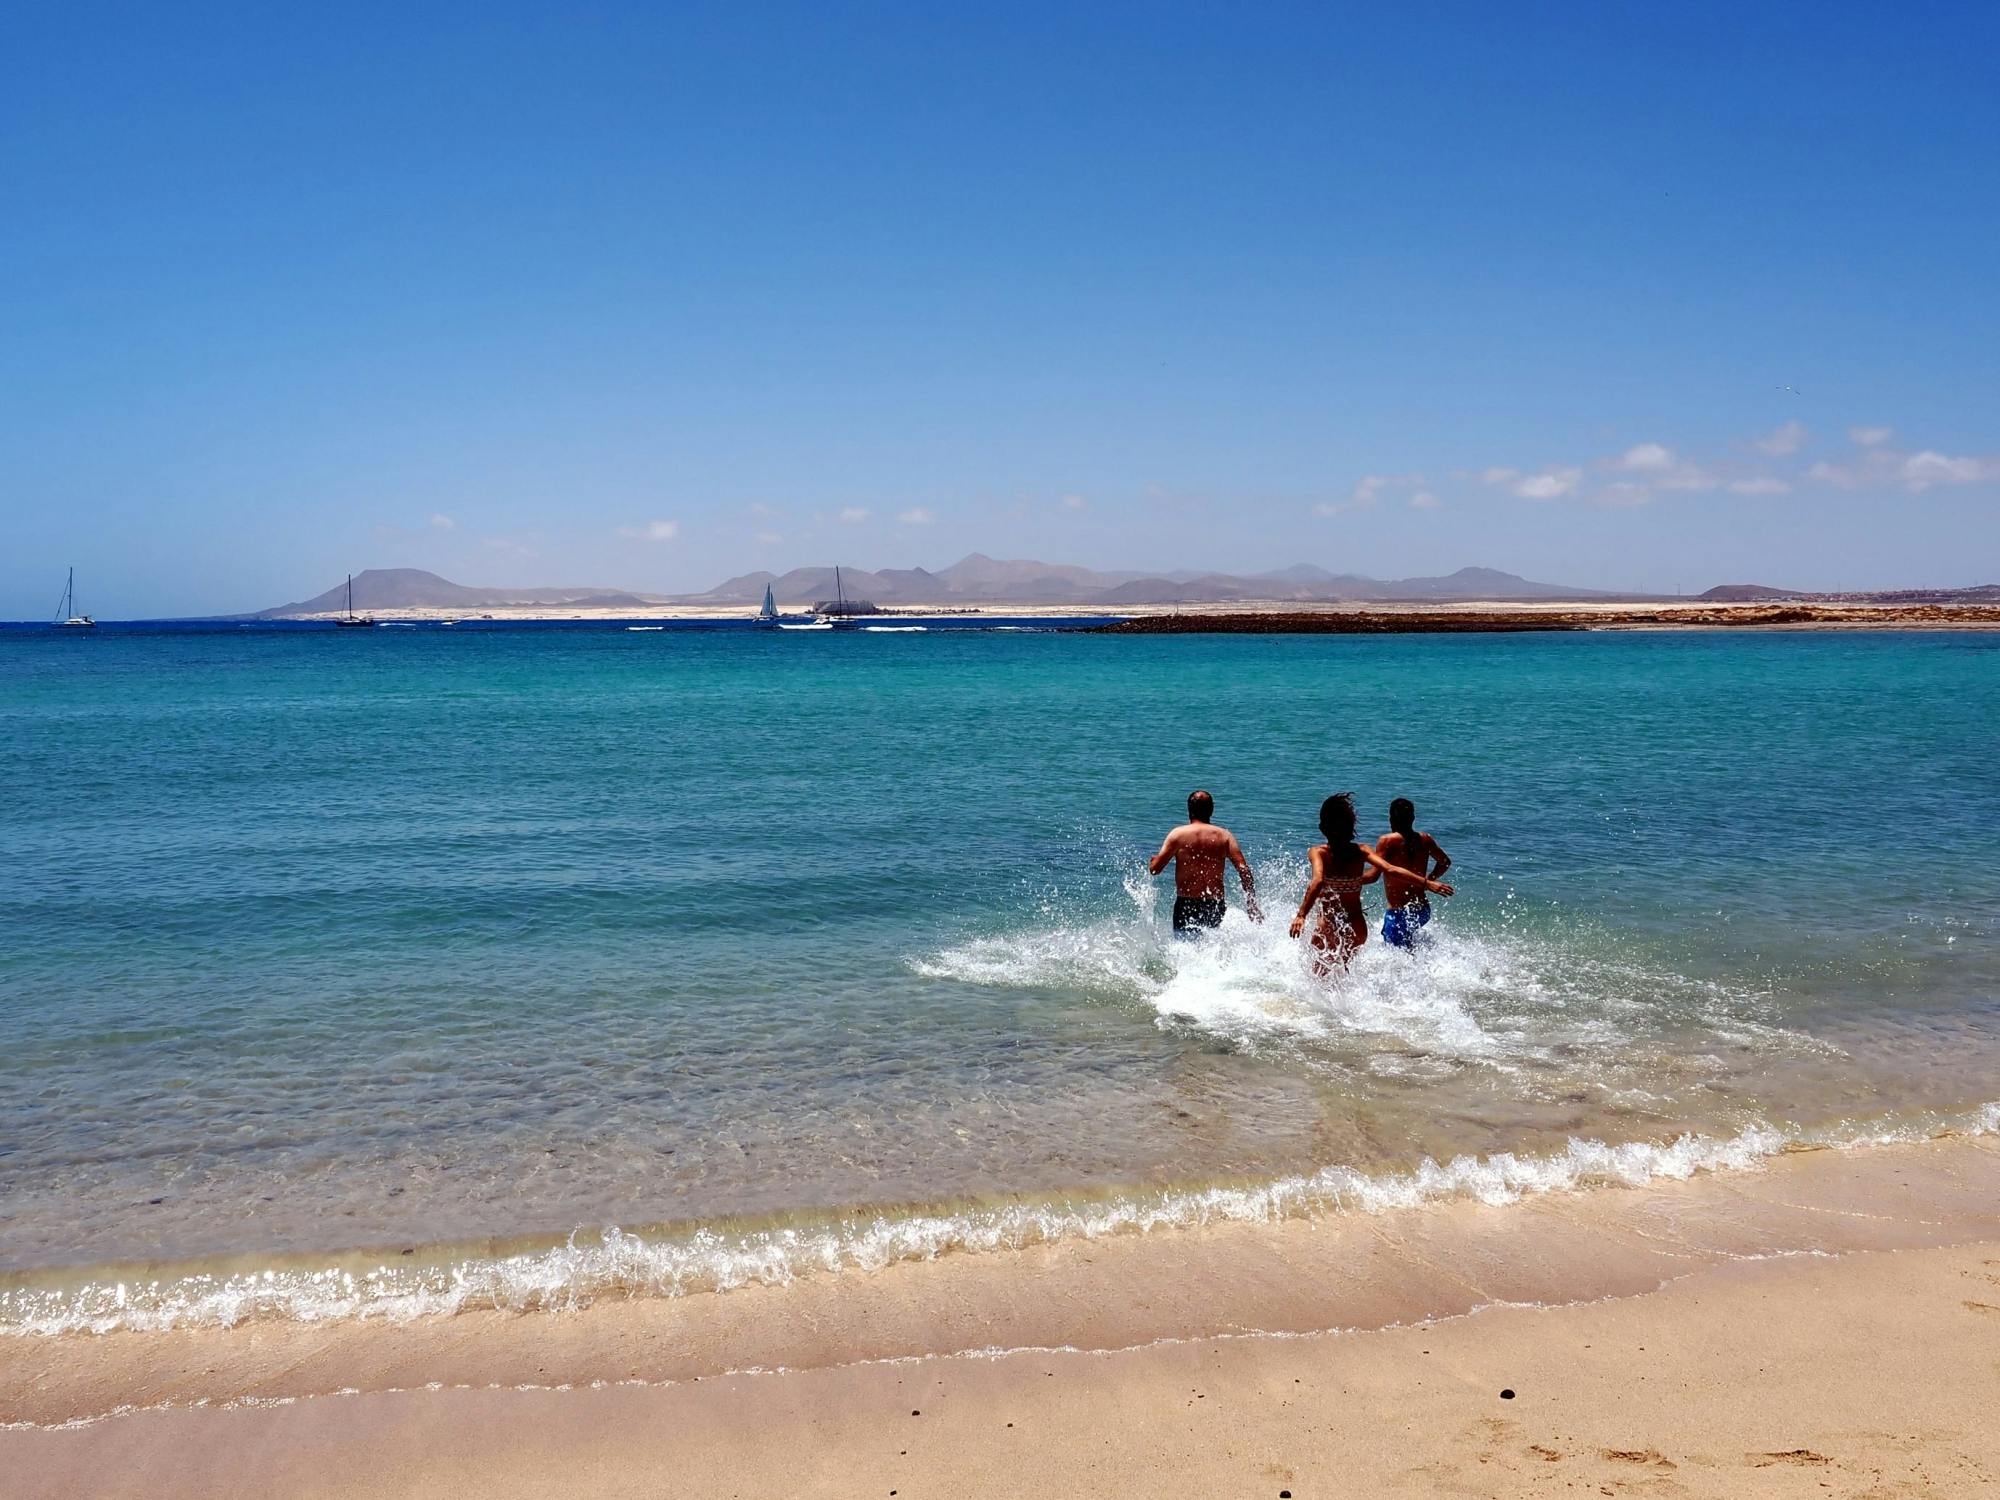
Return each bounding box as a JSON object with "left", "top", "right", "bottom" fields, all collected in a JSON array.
[{"left": 2, "top": 623, "right": 1997, "bottom": 1329}]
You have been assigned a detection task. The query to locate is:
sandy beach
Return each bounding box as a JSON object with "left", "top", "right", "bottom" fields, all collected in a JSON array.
[{"left": 9, "top": 1132, "right": 1997, "bottom": 1497}]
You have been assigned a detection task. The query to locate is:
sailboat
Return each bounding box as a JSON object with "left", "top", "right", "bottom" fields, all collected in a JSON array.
[
  {"left": 758, "top": 583, "right": 780, "bottom": 624},
  {"left": 54, "top": 567, "right": 96, "bottom": 628},
  {"left": 334, "top": 573, "right": 378, "bottom": 628},
  {"left": 824, "top": 566, "right": 860, "bottom": 629}
]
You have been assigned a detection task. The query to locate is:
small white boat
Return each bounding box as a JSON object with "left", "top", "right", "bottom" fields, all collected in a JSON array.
[
  {"left": 778, "top": 619, "right": 833, "bottom": 631},
  {"left": 54, "top": 567, "right": 96, "bottom": 628}
]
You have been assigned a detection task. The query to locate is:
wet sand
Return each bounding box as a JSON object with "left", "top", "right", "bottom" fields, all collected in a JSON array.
[{"left": 6, "top": 1134, "right": 1998, "bottom": 1496}]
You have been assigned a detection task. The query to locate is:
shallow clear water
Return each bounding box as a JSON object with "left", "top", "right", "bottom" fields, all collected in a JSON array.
[{"left": 2, "top": 624, "right": 1997, "bottom": 1326}]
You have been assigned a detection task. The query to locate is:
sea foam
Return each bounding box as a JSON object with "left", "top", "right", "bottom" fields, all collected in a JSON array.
[{"left": 3, "top": 1102, "right": 1992, "bottom": 1337}]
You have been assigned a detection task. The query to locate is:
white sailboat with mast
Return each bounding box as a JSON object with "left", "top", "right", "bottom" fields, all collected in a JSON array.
[{"left": 54, "top": 567, "right": 96, "bottom": 628}]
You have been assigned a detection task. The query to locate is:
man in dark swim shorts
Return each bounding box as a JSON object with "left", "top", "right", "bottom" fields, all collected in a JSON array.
[{"left": 1148, "top": 790, "right": 1261, "bottom": 936}]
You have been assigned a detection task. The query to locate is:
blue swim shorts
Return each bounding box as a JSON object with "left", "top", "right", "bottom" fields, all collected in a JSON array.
[{"left": 1382, "top": 901, "right": 1431, "bottom": 950}]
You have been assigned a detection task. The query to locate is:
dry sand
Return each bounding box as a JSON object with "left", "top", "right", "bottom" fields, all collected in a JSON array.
[{"left": 7, "top": 1134, "right": 1998, "bottom": 1496}]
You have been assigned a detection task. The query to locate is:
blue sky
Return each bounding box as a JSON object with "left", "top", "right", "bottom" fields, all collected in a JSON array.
[{"left": 3, "top": 1, "right": 1996, "bottom": 615}]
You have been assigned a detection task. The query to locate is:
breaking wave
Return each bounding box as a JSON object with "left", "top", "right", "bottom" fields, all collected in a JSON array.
[{"left": 4, "top": 1103, "right": 1992, "bottom": 1336}]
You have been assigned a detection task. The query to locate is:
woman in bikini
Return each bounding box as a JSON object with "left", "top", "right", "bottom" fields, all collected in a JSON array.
[{"left": 1288, "top": 793, "right": 1453, "bottom": 973}]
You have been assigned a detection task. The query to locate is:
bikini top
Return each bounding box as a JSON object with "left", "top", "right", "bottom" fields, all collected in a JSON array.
[{"left": 1320, "top": 846, "right": 1368, "bottom": 899}]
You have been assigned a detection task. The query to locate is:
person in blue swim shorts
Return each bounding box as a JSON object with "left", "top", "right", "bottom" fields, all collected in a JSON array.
[{"left": 1375, "top": 797, "right": 1452, "bottom": 951}]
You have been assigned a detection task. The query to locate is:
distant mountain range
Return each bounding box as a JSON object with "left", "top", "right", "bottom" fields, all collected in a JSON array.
[
  {"left": 261, "top": 569, "right": 657, "bottom": 615},
  {"left": 261, "top": 559, "right": 1615, "bottom": 614},
  {"left": 677, "top": 555, "right": 1613, "bottom": 606},
  {"left": 255, "top": 562, "right": 2000, "bottom": 615}
]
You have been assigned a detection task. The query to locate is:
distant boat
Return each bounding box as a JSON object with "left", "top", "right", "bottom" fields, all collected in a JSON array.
[
  {"left": 825, "top": 566, "right": 860, "bottom": 629},
  {"left": 54, "top": 567, "right": 96, "bottom": 628},
  {"left": 759, "top": 583, "right": 780, "bottom": 623},
  {"left": 334, "top": 574, "right": 377, "bottom": 628}
]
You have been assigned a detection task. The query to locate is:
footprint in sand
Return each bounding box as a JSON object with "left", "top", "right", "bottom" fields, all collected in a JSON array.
[
  {"left": 1750, "top": 1449, "right": 1831, "bottom": 1467},
  {"left": 1602, "top": 1448, "right": 1676, "bottom": 1469}
]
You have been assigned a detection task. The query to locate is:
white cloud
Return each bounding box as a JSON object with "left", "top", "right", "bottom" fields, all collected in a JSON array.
[
  {"left": 838, "top": 507, "right": 870, "bottom": 524},
  {"left": 755, "top": 530, "right": 783, "bottom": 546},
  {"left": 1807, "top": 444, "right": 2000, "bottom": 493},
  {"left": 1408, "top": 491, "right": 1441, "bottom": 510},
  {"left": 1473, "top": 465, "right": 1581, "bottom": 500},
  {"left": 1618, "top": 443, "right": 1674, "bottom": 472},
  {"left": 429, "top": 512, "right": 457, "bottom": 531},
  {"left": 1729, "top": 477, "right": 1791, "bottom": 496},
  {"left": 1756, "top": 420, "right": 1809, "bottom": 457},
  {"left": 1513, "top": 467, "right": 1582, "bottom": 500},
  {"left": 1321, "top": 472, "right": 1424, "bottom": 515},
  {"left": 897, "top": 507, "right": 936, "bottom": 525},
  {"left": 616, "top": 519, "right": 680, "bottom": 542},
  {"left": 1900, "top": 450, "right": 2000, "bottom": 491},
  {"left": 1849, "top": 426, "right": 1893, "bottom": 447},
  {"left": 1061, "top": 493, "right": 1088, "bottom": 510}
]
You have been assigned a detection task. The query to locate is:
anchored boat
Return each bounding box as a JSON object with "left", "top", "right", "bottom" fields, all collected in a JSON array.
[{"left": 54, "top": 568, "right": 96, "bottom": 628}]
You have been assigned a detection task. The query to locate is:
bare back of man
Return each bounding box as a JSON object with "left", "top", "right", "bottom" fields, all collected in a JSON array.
[
  {"left": 1149, "top": 789, "right": 1260, "bottom": 934},
  {"left": 1375, "top": 797, "right": 1452, "bottom": 950}
]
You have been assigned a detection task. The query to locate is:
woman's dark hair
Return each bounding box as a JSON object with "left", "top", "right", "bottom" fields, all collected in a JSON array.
[
  {"left": 1318, "top": 792, "right": 1357, "bottom": 847},
  {"left": 1389, "top": 797, "right": 1416, "bottom": 835}
]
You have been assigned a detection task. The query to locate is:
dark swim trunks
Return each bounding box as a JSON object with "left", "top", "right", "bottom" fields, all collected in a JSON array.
[
  {"left": 1172, "top": 896, "right": 1226, "bottom": 935},
  {"left": 1382, "top": 900, "right": 1431, "bottom": 950}
]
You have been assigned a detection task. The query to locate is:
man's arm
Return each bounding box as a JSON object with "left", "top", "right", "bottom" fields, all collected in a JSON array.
[
  {"left": 1424, "top": 834, "right": 1452, "bottom": 881},
  {"left": 1148, "top": 830, "right": 1179, "bottom": 877},
  {"left": 1360, "top": 844, "right": 1453, "bottom": 896},
  {"left": 1226, "top": 833, "right": 1263, "bottom": 920}
]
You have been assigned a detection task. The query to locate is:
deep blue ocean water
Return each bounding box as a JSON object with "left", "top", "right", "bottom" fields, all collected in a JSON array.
[{"left": 2, "top": 623, "right": 1996, "bottom": 1327}]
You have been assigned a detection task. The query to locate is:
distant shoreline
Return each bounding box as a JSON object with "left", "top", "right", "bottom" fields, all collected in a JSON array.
[
  {"left": 1089, "top": 601, "right": 2000, "bottom": 633},
  {"left": 240, "top": 598, "right": 2000, "bottom": 629}
]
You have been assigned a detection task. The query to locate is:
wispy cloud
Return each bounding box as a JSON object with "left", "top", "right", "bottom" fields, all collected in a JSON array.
[
  {"left": 838, "top": 507, "right": 870, "bottom": 524},
  {"left": 1728, "top": 477, "right": 1791, "bottom": 496},
  {"left": 1848, "top": 425, "right": 1893, "bottom": 447},
  {"left": 1755, "top": 420, "right": 1809, "bottom": 457},
  {"left": 1408, "top": 490, "right": 1441, "bottom": 510},
  {"left": 1512, "top": 467, "right": 1583, "bottom": 500},
  {"left": 755, "top": 530, "right": 783, "bottom": 546},
  {"left": 1061, "top": 493, "right": 1088, "bottom": 511},
  {"left": 429, "top": 512, "right": 457, "bottom": 531},
  {"left": 484, "top": 535, "right": 537, "bottom": 559},
  {"left": 1617, "top": 443, "right": 1674, "bottom": 472},
  {"left": 1318, "top": 472, "right": 1423, "bottom": 515},
  {"left": 616, "top": 519, "right": 680, "bottom": 542},
  {"left": 897, "top": 507, "right": 935, "bottom": 525},
  {"left": 1807, "top": 443, "right": 2000, "bottom": 493}
]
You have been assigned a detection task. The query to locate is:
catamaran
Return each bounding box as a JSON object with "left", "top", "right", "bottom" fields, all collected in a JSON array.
[
  {"left": 54, "top": 567, "right": 96, "bottom": 628},
  {"left": 334, "top": 573, "right": 378, "bottom": 628}
]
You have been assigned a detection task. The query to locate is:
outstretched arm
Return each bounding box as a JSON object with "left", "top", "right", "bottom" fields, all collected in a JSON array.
[
  {"left": 1361, "top": 844, "right": 1453, "bottom": 897},
  {"left": 1148, "top": 831, "right": 1178, "bottom": 877},
  {"left": 1424, "top": 834, "right": 1452, "bottom": 881},
  {"left": 1289, "top": 847, "right": 1327, "bottom": 938},
  {"left": 1226, "top": 833, "right": 1263, "bottom": 921}
]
